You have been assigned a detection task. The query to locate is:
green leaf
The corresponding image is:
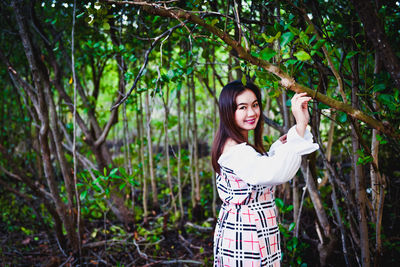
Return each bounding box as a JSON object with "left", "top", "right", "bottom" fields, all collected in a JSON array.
[
  {"left": 373, "top": 83, "right": 386, "bottom": 92},
  {"left": 103, "top": 22, "right": 110, "bottom": 30},
  {"left": 346, "top": 51, "right": 359, "bottom": 59},
  {"left": 167, "top": 69, "right": 174, "bottom": 80},
  {"left": 263, "top": 32, "right": 281, "bottom": 43},
  {"left": 286, "top": 205, "right": 294, "bottom": 212},
  {"left": 275, "top": 197, "right": 284, "bottom": 209},
  {"left": 110, "top": 168, "right": 118, "bottom": 177},
  {"left": 210, "top": 18, "right": 219, "bottom": 26},
  {"left": 294, "top": 50, "right": 311, "bottom": 61},
  {"left": 259, "top": 47, "right": 277, "bottom": 61},
  {"left": 299, "top": 31, "right": 310, "bottom": 45},
  {"left": 305, "top": 24, "right": 315, "bottom": 34},
  {"left": 378, "top": 94, "right": 395, "bottom": 106},
  {"left": 312, "top": 39, "right": 326, "bottom": 51},
  {"left": 285, "top": 59, "right": 298, "bottom": 65},
  {"left": 376, "top": 134, "right": 388, "bottom": 145},
  {"left": 80, "top": 190, "right": 88, "bottom": 201},
  {"left": 280, "top": 32, "right": 295, "bottom": 47},
  {"left": 241, "top": 75, "right": 247, "bottom": 86},
  {"left": 119, "top": 183, "right": 127, "bottom": 190},
  {"left": 338, "top": 112, "right": 347, "bottom": 123},
  {"left": 119, "top": 167, "right": 128, "bottom": 177},
  {"left": 289, "top": 222, "right": 296, "bottom": 232},
  {"left": 288, "top": 25, "right": 300, "bottom": 35}
]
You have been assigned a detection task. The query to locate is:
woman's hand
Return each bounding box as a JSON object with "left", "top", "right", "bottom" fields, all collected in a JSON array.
[
  {"left": 279, "top": 134, "right": 287, "bottom": 144},
  {"left": 291, "top": 92, "right": 311, "bottom": 137}
]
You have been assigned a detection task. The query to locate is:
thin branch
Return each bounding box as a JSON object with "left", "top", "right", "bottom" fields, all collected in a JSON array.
[
  {"left": 105, "top": 0, "right": 400, "bottom": 138},
  {"left": 71, "top": 0, "right": 82, "bottom": 256},
  {"left": 110, "top": 22, "right": 184, "bottom": 111}
]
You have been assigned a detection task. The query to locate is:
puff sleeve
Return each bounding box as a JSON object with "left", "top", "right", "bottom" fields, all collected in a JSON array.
[{"left": 218, "top": 125, "right": 319, "bottom": 186}]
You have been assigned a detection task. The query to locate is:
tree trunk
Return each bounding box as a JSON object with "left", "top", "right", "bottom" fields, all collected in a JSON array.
[
  {"left": 138, "top": 93, "right": 148, "bottom": 220},
  {"left": 372, "top": 52, "right": 385, "bottom": 267},
  {"left": 350, "top": 48, "right": 370, "bottom": 267},
  {"left": 163, "top": 84, "right": 177, "bottom": 215},
  {"left": 185, "top": 62, "right": 196, "bottom": 210},
  {"left": 351, "top": 0, "right": 400, "bottom": 89},
  {"left": 145, "top": 88, "right": 159, "bottom": 210},
  {"left": 211, "top": 53, "right": 217, "bottom": 218},
  {"left": 12, "top": 1, "right": 79, "bottom": 252},
  {"left": 177, "top": 82, "right": 184, "bottom": 221}
]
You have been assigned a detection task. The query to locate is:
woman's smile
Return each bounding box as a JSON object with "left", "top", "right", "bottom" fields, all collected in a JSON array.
[
  {"left": 244, "top": 118, "right": 257, "bottom": 124},
  {"left": 234, "top": 89, "right": 261, "bottom": 138}
]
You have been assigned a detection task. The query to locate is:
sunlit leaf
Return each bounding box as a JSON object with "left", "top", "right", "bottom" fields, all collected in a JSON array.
[
  {"left": 280, "top": 32, "right": 295, "bottom": 48},
  {"left": 294, "top": 50, "right": 311, "bottom": 61},
  {"left": 259, "top": 47, "right": 277, "bottom": 61}
]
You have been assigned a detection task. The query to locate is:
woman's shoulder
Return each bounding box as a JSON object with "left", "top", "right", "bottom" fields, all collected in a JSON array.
[
  {"left": 221, "top": 138, "right": 241, "bottom": 154},
  {"left": 219, "top": 139, "right": 254, "bottom": 163}
]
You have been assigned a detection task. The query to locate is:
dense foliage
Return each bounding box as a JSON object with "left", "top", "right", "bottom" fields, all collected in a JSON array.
[{"left": 1, "top": 0, "right": 400, "bottom": 266}]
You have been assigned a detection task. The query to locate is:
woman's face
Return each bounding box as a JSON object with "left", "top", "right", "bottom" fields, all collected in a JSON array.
[{"left": 234, "top": 89, "right": 260, "bottom": 137}]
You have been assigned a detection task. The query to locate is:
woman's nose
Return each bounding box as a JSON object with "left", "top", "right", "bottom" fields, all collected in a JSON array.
[{"left": 248, "top": 107, "right": 256, "bottom": 116}]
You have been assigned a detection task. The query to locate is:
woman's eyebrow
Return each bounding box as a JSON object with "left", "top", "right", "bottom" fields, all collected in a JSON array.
[{"left": 237, "top": 100, "right": 258, "bottom": 106}]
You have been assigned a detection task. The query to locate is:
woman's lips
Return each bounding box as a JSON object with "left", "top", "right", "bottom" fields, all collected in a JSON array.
[{"left": 245, "top": 119, "right": 256, "bottom": 124}]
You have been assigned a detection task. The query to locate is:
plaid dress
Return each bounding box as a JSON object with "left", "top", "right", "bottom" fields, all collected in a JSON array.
[{"left": 214, "top": 126, "right": 319, "bottom": 267}]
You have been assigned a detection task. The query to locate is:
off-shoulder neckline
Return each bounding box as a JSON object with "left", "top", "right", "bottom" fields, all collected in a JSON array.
[{"left": 218, "top": 142, "right": 248, "bottom": 162}]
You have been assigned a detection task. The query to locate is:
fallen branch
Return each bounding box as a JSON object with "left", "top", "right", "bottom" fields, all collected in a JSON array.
[
  {"left": 185, "top": 221, "right": 213, "bottom": 232},
  {"left": 142, "top": 259, "right": 203, "bottom": 266}
]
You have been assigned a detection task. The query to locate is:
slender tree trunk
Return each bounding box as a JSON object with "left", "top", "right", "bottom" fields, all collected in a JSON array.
[
  {"left": 351, "top": 0, "right": 400, "bottom": 89},
  {"left": 191, "top": 74, "right": 200, "bottom": 204},
  {"left": 138, "top": 93, "right": 148, "bottom": 220},
  {"left": 145, "top": 89, "right": 159, "bottom": 210},
  {"left": 300, "top": 156, "right": 334, "bottom": 266},
  {"left": 211, "top": 53, "right": 217, "bottom": 218},
  {"left": 372, "top": 52, "right": 384, "bottom": 267},
  {"left": 12, "top": 1, "right": 79, "bottom": 252},
  {"left": 350, "top": 46, "right": 370, "bottom": 266},
  {"left": 163, "top": 85, "right": 177, "bottom": 215},
  {"left": 186, "top": 67, "right": 196, "bottom": 209},
  {"left": 177, "top": 83, "right": 184, "bottom": 221},
  {"left": 319, "top": 111, "right": 336, "bottom": 188}
]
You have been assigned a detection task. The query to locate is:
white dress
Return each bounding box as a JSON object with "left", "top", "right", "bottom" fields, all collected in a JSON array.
[{"left": 214, "top": 125, "right": 319, "bottom": 267}]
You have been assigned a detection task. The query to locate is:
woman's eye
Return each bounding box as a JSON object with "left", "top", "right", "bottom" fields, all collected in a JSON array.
[
  {"left": 253, "top": 103, "right": 259, "bottom": 108},
  {"left": 239, "top": 106, "right": 246, "bottom": 110}
]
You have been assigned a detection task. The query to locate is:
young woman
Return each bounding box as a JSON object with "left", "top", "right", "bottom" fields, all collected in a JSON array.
[{"left": 211, "top": 80, "right": 319, "bottom": 267}]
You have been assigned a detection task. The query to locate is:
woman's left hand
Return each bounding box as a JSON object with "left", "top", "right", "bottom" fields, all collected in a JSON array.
[
  {"left": 291, "top": 92, "right": 311, "bottom": 137},
  {"left": 279, "top": 134, "right": 287, "bottom": 144}
]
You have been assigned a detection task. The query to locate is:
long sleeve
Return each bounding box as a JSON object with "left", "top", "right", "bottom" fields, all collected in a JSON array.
[{"left": 218, "top": 125, "right": 319, "bottom": 186}]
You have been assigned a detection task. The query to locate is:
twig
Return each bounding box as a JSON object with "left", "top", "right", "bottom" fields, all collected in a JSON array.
[
  {"left": 142, "top": 259, "right": 203, "bottom": 266},
  {"left": 133, "top": 238, "right": 148, "bottom": 259},
  {"left": 90, "top": 250, "right": 108, "bottom": 265},
  {"left": 295, "top": 164, "right": 309, "bottom": 238},
  {"left": 59, "top": 255, "right": 73, "bottom": 267},
  {"left": 185, "top": 222, "right": 213, "bottom": 232},
  {"left": 179, "top": 234, "right": 203, "bottom": 250}
]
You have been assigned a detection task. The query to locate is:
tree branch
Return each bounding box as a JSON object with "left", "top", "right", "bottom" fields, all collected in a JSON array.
[
  {"left": 110, "top": 22, "right": 184, "bottom": 111},
  {"left": 104, "top": 0, "right": 399, "bottom": 139}
]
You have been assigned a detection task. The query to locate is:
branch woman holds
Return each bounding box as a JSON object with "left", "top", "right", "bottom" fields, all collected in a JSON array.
[{"left": 212, "top": 80, "right": 319, "bottom": 266}]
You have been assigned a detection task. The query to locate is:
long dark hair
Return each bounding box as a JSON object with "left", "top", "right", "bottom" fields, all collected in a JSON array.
[{"left": 211, "top": 80, "right": 265, "bottom": 174}]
